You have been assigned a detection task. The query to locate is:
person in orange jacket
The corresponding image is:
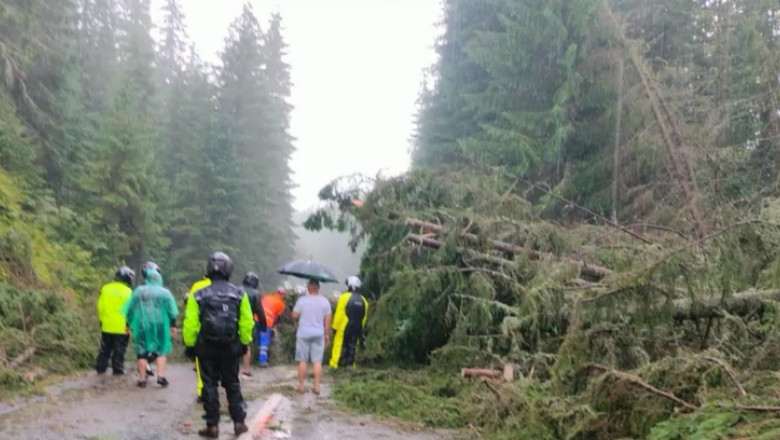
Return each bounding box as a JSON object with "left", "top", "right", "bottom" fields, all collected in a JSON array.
[{"left": 258, "top": 284, "right": 288, "bottom": 366}]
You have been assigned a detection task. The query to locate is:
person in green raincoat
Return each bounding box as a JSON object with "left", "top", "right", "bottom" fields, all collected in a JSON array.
[{"left": 122, "top": 262, "right": 179, "bottom": 388}]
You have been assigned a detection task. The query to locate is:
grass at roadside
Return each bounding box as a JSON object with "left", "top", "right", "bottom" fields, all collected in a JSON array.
[{"left": 330, "top": 368, "right": 467, "bottom": 429}]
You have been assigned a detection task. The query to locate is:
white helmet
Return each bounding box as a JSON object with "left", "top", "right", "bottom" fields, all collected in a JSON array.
[
  {"left": 294, "top": 284, "right": 306, "bottom": 295},
  {"left": 346, "top": 276, "right": 362, "bottom": 291}
]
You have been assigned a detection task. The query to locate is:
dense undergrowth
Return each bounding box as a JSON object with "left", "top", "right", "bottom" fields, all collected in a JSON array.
[
  {"left": 0, "top": 166, "right": 102, "bottom": 391},
  {"left": 312, "top": 169, "right": 780, "bottom": 439},
  {"left": 334, "top": 366, "right": 780, "bottom": 440}
]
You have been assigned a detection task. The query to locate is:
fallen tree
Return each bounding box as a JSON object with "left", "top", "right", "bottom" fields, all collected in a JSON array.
[
  {"left": 589, "top": 364, "right": 698, "bottom": 411},
  {"left": 308, "top": 169, "right": 780, "bottom": 439},
  {"left": 405, "top": 219, "right": 612, "bottom": 280},
  {"left": 671, "top": 289, "right": 780, "bottom": 320}
]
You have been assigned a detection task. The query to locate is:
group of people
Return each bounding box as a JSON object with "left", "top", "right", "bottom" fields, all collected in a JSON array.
[
  {"left": 95, "top": 251, "right": 370, "bottom": 438},
  {"left": 96, "top": 261, "right": 178, "bottom": 387}
]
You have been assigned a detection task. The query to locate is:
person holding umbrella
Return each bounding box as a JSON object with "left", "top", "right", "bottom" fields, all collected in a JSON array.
[
  {"left": 278, "top": 260, "right": 338, "bottom": 394},
  {"left": 291, "top": 279, "right": 332, "bottom": 394}
]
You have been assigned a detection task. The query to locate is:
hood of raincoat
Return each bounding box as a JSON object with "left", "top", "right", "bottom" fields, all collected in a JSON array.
[{"left": 145, "top": 270, "right": 163, "bottom": 286}]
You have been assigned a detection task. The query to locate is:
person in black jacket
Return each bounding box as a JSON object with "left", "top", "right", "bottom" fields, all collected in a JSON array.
[
  {"left": 182, "top": 252, "right": 256, "bottom": 439},
  {"left": 240, "top": 271, "right": 266, "bottom": 376}
]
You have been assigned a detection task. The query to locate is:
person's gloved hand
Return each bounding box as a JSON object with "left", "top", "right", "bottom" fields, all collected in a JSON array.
[
  {"left": 241, "top": 344, "right": 248, "bottom": 355},
  {"left": 184, "top": 346, "right": 196, "bottom": 361}
]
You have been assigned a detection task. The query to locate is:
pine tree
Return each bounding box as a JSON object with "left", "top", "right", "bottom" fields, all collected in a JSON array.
[
  {"left": 412, "top": 0, "right": 493, "bottom": 169},
  {"left": 76, "top": 0, "right": 165, "bottom": 267},
  {"left": 78, "top": 0, "right": 121, "bottom": 110},
  {"left": 158, "top": 0, "right": 188, "bottom": 88},
  {"left": 162, "top": 49, "right": 223, "bottom": 287},
  {"left": 154, "top": 0, "right": 202, "bottom": 286},
  {"left": 121, "top": 0, "right": 157, "bottom": 106},
  {"left": 260, "top": 13, "right": 296, "bottom": 279},
  {"left": 216, "top": 4, "right": 276, "bottom": 277}
]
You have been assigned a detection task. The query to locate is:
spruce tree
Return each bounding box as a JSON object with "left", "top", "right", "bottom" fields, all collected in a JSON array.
[
  {"left": 261, "top": 13, "right": 296, "bottom": 279},
  {"left": 163, "top": 50, "right": 222, "bottom": 287},
  {"left": 216, "top": 4, "right": 276, "bottom": 277},
  {"left": 78, "top": 0, "right": 121, "bottom": 110}
]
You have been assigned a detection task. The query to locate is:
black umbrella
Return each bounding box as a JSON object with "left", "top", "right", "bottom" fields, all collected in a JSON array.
[{"left": 277, "top": 259, "right": 338, "bottom": 283}]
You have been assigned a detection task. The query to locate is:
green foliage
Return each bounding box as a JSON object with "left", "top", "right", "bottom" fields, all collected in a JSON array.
[
  {"left": 414, "top": 0, "right": 780, "bottom": 227},
  {"left": 312, "top": 167, "right": 780, "bottom": 438},
  {"left": 317, "top": 0, "right": 780, "bottom": 438},
  {"left": 0, "top": 283, "right": 95, "bottom": 383},
  {"left": 332, "top": 369, "right": 466, "bottom": 428},
  {"left": 0, "top": 0, "right": 296, "bottom": 390},
  {"left": 647, "top": 410, "right": 780, "bottom": 440}
]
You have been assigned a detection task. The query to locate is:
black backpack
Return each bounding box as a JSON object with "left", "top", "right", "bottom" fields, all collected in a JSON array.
[{"left": 198, "top": 288, "right": 242, "bottom": 345}]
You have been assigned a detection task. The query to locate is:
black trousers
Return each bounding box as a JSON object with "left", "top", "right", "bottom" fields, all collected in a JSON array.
[
  {"left": 199, "top": 354, "right": 246, "bottom": 426},
  {"left": 339, "top": 324, "right": 363, "bottom": 367},
  {"left": 95, "top": 332, "right": 129, "bottom": 374}
]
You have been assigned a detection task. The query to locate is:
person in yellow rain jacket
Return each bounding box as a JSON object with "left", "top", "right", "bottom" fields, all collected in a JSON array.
[
  {"left": 329, "top": 276, "right": 369, "bottom": 369},
  {"left": 95, "top": 266, "right": 135, "bottom": 375},
  {"left": 183, "top": 252, "right": 255, "bottom": 438},
  {"left": 187, "top": 275, "right": 211, "bottom": 403}
]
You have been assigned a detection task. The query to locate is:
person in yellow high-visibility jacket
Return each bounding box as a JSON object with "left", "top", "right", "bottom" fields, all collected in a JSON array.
[
  {"left": 188, "top": 276, "right": 211, "bottom": 402},
  {"left": 329, "top": 276, "right": 369, "bottom": 369},
  {"left": 95, "top": 266, "right": 135, "bottom": 375}
]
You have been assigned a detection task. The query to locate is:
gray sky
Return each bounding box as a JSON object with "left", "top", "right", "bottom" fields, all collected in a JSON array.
[{"left": 153, "top": 0, "right": 442, "bottom": 211}]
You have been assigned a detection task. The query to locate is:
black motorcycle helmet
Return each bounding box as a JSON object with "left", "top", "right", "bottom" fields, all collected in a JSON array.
[
  {"left": 141, "top": 261, "right": 161, "bottom": 280},
  {"left": 206, "top": 252, "right": 234, "bottom": 281},
  {"left": 242, "top": 272, "right": 260, "bottom": 289},
  {"left": 115, "top": 266, "right": 135, "bottom": 287}
]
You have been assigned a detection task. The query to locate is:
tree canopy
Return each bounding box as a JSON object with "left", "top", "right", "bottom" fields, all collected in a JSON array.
[{"left": 0, "top": 0, "right": 296, "bottom": 386}]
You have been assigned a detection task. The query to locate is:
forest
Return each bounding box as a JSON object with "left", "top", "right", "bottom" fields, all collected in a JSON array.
[
  {"left": 5, "top": 0, "right": 780, "bottom": 438},
  {"left": 0, "top": 0, "right": 295, "bottom": 387},
  {"left": 307, "top": 0, "right": 780, "bottom": 439}
]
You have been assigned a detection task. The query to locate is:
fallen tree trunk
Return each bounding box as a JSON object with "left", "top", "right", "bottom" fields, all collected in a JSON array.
[
  {"left": 461, "top": 364, "right": 514, "bottom": 381},
  {"left": 732, "top": 404, "right": 780, "bottom": 412},
  {"left": 8, "top": 346, "right": 36, "bottom": 369},
  {"left": 407, "top": 218, "right": 547, "bottom": 259},
  {"left": 590, "top": 364, "right": 698, "bottom": 411},
  {"left": 602, "top": 1, "right": 707, "bottom": 240},
  {"left": 405, "top": 220, "right": 612, "bottom": 281},
  {"left": 462, "top": 368, "right": 502, "bottom": 379},
  {"left": 671, "top": 289, "right": 780, "bottom": 320},
  {"left": 702, "top": 356, "right": 747, "bottom": 397},
  {"left": 408, "top": 232, "right": 780, "bottom": 321}
]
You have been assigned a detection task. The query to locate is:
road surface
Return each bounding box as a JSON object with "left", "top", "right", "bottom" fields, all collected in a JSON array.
[{"left": 0, "top": 364, "right": 456, "bottom": 440}]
